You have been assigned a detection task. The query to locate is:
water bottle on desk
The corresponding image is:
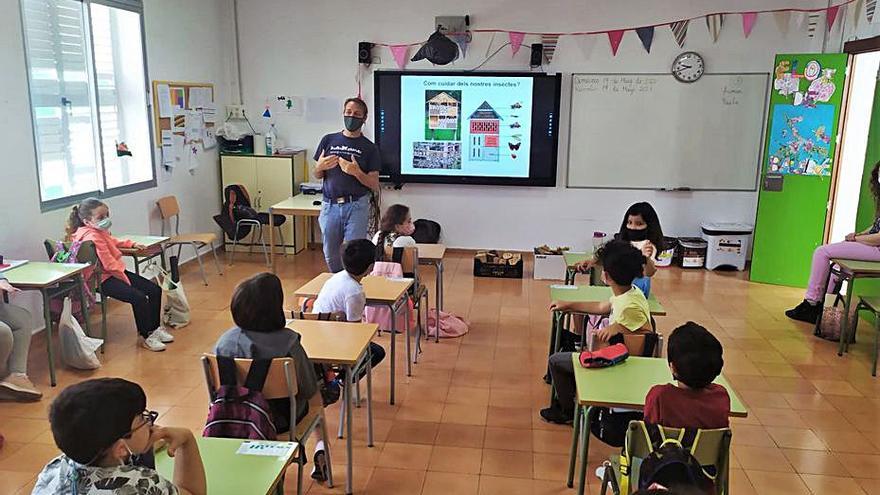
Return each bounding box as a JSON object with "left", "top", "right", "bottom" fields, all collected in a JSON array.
[{"left": 265, "top": 124, "right": 277, "bottom": 155}]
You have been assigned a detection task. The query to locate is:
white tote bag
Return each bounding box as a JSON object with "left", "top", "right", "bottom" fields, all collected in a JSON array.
[
  {"left": 58, "top": 297, "right": 102, "bottom": 369},
  {"left": 158, "top": 268, "right": 191, "bottom": 328}
]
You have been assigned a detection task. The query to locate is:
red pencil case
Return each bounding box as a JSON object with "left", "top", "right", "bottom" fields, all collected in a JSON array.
[{"left": 579, "top": 343, "right": 629, "bottom": 368}]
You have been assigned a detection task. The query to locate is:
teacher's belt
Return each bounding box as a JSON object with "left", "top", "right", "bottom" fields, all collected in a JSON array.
[{"left": 324, "top": 195, "right": 364, "bottom": 205}]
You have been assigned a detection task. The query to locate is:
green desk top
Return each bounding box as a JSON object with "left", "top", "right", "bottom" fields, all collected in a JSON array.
[
  {"left": 3, "top": 261, "right": 88, "bottom": 288},
  {"left": 156, "top": 437, "right": 298, "bottom": 495},
  {"left": 550, "top": 285, "right": 666, "bottom": 316},
  {"left": 832, "top": 258, "right": 880, "bottom": 275},
  {"left": 563, "top": 252, "right": 593, "bottom": 267},
  {"left": 572, "top": 356, "right": 747, "bottom": 417},
  {"left": 118, "top": 234, "right": 170, "bottom": 248}
]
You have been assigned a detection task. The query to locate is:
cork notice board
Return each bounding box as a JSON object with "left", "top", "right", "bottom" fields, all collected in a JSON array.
[{"left": 150, "top": 80, "right": 215, "bottom": 141}]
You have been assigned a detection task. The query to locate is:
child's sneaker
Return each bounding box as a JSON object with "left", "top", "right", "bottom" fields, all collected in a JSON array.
[
  {"left": 153, "top": 327, "right": 175, "bottom": 343},
  {"left": 785, "top": 300, "right": 821, "bottom": 324},
  {"left": 140, "top": 332, "right": 167, "bottom": 352}
]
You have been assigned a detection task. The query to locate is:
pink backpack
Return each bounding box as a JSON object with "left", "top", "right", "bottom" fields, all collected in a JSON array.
[
  {"left": 364, "top": 261, "right": 414, "bottom": 332},
  {"left": 427, "top": 310, "right": 469, "bottom": 338}
]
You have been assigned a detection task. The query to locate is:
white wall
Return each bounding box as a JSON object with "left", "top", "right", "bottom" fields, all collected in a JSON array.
[
  {"left": 236, "top": 0, "right": 857, "bottom": 250},
  {"left": 0, "top": 0, "right": 235, "bottom": 315}
]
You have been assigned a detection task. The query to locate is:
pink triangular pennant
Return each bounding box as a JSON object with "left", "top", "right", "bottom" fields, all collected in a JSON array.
[
  {"left": 827, "top": 5, "right": 841, "bottom": 31},
  {"left": 742, "top": 12, "right": 758, "bottom": 38},
  {"left": 607, "top": 30, "right": 625, "bottom": 56},
  {"left": 390, "top": 45, "right": 409, "bottom": 69},
  {"left": 509, "top": 31, "right": 525, "bottom": 56}
]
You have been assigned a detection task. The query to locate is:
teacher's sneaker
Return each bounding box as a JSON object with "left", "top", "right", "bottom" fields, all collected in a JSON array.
[
  {"left": 0, "top": 373, "right": 42, "bottom": 401},
  {"left": 785, "top": 300, "right": 821, "bottom": 324},
  {"left": 154, "top": 327, "right": 175, "bottom": 343},
  {"left": 140, "top": 332, "right": 167, "bottom": 352}
]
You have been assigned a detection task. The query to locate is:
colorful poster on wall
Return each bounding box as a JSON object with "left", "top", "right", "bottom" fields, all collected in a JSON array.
[{"left": 766, "top": 56, "right": 843, "bottom": 177}]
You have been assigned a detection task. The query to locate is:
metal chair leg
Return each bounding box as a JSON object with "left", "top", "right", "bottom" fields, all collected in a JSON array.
[
  {"left": 277, "top": 225, "right": 286, "bottom": 258},
  {"left": 258, "top": 223, "right": 269, "bottom": 266},
  {"left": 210, "top": 242, "right": 223, "bottom": 275},
  {"left": 192, "top": 242, "right": 208, "bottom": 286}
]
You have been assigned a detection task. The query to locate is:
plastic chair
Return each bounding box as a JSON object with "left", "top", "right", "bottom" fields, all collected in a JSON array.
[
  {"left": 156, "top": 196, "right": 222, "bottom": 285},
  {"left": 43, "top": 239, "right": 107, "bottom": 351},
  {"left": 202, "top": 354, "right": 334, "bottom": 495},
  {"left": 600, "top": 421, "right": 732, "bottom": 495}
]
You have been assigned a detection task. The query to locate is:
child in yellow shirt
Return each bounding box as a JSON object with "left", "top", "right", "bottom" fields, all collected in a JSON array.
[{"left": 542, "top": 240, "right": 652, "bottom": 424}]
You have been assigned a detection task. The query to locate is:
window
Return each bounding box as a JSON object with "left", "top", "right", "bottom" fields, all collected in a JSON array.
[{"left": 21, "top": 0, "right": 154, "bottom": 210}]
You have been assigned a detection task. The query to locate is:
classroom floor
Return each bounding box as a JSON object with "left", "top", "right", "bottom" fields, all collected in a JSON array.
[{"left": 2, "top": 249, "right": 880, "bottom": 495}]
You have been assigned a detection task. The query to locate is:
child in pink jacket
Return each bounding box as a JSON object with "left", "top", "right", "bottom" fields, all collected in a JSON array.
[{"left": 67, "top": 198, "right": 172, "bottom": 352}]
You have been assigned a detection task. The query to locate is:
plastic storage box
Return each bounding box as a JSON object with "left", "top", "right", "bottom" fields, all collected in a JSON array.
[
  {"left": 701, "top": 222, "right": 753, "bottom": 271},
  {"left": 676, "top": 238, "right": 708, "bottom": 268}
]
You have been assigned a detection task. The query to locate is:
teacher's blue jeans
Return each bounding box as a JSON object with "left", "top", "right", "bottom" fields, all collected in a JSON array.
[{"left": 319, "top": 195, "right": 370, "bottom": 273}]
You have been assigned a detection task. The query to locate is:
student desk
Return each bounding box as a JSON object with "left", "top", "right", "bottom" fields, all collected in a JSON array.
[
  {"left": 156, "top": 437, "right": 298, "bottom": 495},
  {"left": 4, "top": 261, "right": 91, "bottom": 386},
  {"left": 566, "top": 356, "right": 747, "bottom": 495},
  {"left": 415, "top": 243, "right": 446, "bottom": 343},
  {"left": 118, "top": 234, "right": 170, "bottom": 275},
  {"left": 548, "top": 285, "right": 667, "bottom": 358},
  {"left": 563, "top": 252, "right": 593, "bottom": 285},
  {"left": 291, "top": 319, "right": 377, "bottom": 495},
  {"left": 294, "top": 273, "right": 414, "bottom": 405},
  {"left": 268, "top": 195, "right": 322, "bottom": 270},
  {"left": 813, "top": 258, "right": 880, "bottom": 356}
]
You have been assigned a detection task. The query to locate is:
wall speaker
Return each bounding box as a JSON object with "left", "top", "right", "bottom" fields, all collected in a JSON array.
[
  {"left": 530, "top": 43, "right": 543, "bottom": 67},
  {"left": 358, "top": 42, "right": 374, "bottom": 65}
]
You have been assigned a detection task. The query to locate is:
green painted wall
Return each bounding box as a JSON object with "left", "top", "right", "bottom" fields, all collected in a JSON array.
[
  {"left": 852, "top": 79, "right": 880, "bottom": 302},
  {"left": 751, "top": 53, "right": 849, "bottom": 287}
]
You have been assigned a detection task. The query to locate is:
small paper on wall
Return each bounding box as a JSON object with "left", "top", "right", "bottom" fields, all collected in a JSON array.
[
  {"left": 203, "top": 127, "right": 217, "bottom": 150},
  {"left": 172, "top": 107, "right": 186, "bottom": 132},
  {"left": 170, "top": 87, "right": 186, "bottom": 109},
  {"left": 156, "top": 84, "right": 172, "bottom": 118},
  {"left": 172, "top": 134, "right": 185, "bottom": 168},
  {"left": 188, "top": 87, "right": 212, "bottom": 110},
  {"left": 201, "top": 103, "right": 217, "bottom": 124},
  {"left": 184, "top": 110, "right": 204, "bottom": 142},
  {"left": 186, "top": 142, "right": 200, "bottom": 172},
  {"left": 161, "top": 130, "right": 175, "bottom": 168}
]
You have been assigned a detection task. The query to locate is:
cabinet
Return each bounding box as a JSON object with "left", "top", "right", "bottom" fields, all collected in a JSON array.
[{"left": 220, "top": 152, "right": 307, "bottom": 254}]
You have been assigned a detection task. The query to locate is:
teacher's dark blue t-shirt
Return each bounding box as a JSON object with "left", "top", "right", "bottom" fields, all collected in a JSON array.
[{"left": 313, "top": 132, "right": 382, "bottom": 200}]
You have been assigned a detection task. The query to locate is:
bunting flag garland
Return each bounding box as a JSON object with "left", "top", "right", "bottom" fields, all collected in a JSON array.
[
  {"left": 575, "top": 34, "right": 598, "bottom": 59},
  {"left": 390, "top": 45, "right": 409, "bottom": 69},
  {"left": 827, "top": 5, "right": 841, "bottom": 30},
  {"left": 636, "top": 26, "right": 654, "bottom": 53},
  {"left": 852, "top": 0, "right": 864, "bottom": 25},
  {"left": 774, "top": 11, "right": 792, "bottom": 36},
  {"left": 509, "top": 31, "right": 525, "bottom": 55},
  {"left": 804, "top": 12, "right": 820, "bottom": 38},
  {"left": 670, "top": 20, "right": 689, "bottom": 47},
  {"left": 741, "top": 12, "right": 758, "bottom": 38},
  {"left": 542, "top": 34, "right": 559, "bottom": 63},
  {"left": 607, "top": 30, "right": 625, "bottom": 56},
  {"left": 706, "top": 14, "right": 724, "bottom": 43},
  {"left": 868, "top": 0, "right": 876, "bottom": 22}
]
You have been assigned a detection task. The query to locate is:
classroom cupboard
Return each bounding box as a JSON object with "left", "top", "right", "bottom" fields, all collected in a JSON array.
[{"left": 219, "top": 152, "right": 308, "bottom": 254}]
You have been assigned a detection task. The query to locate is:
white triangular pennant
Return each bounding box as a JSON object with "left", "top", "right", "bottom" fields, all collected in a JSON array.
[
  {"left": 575, "top": 34, "right": 598, "bottom": 59},
  {"left": 774, "top": 11, "right": 792, "bottom": 36},
  {"left": 705, "top": 14, "right": 724, "bottom": 43}
]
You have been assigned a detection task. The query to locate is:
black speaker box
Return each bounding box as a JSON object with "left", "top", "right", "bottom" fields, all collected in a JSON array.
[
  {"left": 530, "top": 43, "right": 543, "bottom": 67},
  {"left": 358, "top": 42, "right": 374, "bottom": 65}
]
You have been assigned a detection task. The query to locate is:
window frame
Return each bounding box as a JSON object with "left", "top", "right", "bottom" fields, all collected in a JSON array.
[{"left": 20, "top": 0, "right": 157, "bottom": 212}]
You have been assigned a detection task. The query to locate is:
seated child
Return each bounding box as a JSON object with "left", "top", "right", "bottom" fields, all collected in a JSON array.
[
  {"left": 33, "top": 378, "right": 206, "bottom": 495},
  {"left": 67, "top": 198, "right": 171, "bottom": 352},
  {"left": 644, "top": 322, "right": 730, "bottom": 429},
  {"left": 0, "top": 274, "right": 41, "bottom": 401},
  {"left": 313, "top": 239, "right": 386, "bottom": 370},
  {"left": 214, "top": 272, "right": 331, "bottom": 482},
  {"left": 372, "top": 204, "right": 416, "bottom": 260},
  {"left": 542, "top": 240, "right": 652, "bottom": 424}
]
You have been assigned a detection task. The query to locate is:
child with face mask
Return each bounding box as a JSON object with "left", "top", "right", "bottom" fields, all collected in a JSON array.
[
  {"left": 33, "top": 378, "right": 206, "bottom": 495},
  {"left": 67, "top": 198, "right": 171, "bottom": 352},
  {"left": 371, "top": 204, "right": 416, "bottom": 260}
]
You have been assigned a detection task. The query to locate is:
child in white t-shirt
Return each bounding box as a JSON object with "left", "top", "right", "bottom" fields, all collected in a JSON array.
[
  {"left": 372, "top": 204, "right": 416, "bottom": 258},
  {"left": 313, "top": 239, "right": 386, "bottom": 368}
]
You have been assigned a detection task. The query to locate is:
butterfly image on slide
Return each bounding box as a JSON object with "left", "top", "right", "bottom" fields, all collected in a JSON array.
[
  {"left": 511, "top": 102, "right": 522, "bottom": 109},
  {"left": 510, "top": 122, "right": 521, "bottom": 129},
  {"left": 508, "top": 142, "right": 521, "bottom": 151}
]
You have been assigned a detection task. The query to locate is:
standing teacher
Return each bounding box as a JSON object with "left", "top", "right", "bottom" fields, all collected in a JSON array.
[{"left": 313, "top": 97, "right": 381, "bottom": 272}]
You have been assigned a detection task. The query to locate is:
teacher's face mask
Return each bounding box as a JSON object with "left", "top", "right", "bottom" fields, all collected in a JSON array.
[{"left": 344, "top": 115, "right": 364, "bottom": 132}]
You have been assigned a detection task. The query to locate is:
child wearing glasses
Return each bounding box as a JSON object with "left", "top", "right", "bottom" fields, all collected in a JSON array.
[{"left": 33, "top": 378, "right": 206, "bottom": 495}]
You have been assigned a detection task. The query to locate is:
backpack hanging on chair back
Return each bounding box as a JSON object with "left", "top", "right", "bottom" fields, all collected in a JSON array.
[
  {"left": 412, "top": 219, "right": 441, "bottom": 244},
  {"left": 214, "top": 185, "right": 259, "bottom": 241},
  {"left": 636, "top": 423, "right": 715, "bottom": 493},
  {"left": 203, "top": 356, "right": 278, "bottom": 440}
]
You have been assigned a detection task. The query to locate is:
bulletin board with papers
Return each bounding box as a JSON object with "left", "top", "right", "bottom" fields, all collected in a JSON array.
[{"left": 151, "top": 80, "right": 216, "bottom": 171}]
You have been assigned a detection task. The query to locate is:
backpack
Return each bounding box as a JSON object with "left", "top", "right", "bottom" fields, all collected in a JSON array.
[
  {"left": 203, "top": 356, "right": 278, "bottom": 440},
  {"left": 635, "top": 423, "right": 715, "bottom": 494},
  {"left": 47, "top": 241, "right": 94, "bottom": 318},
  {"left": 412, "top": 219, "right": 441, "bottom": 244},
  {"left": 213, "top": 184, "right": 260, "bottom": 241}
]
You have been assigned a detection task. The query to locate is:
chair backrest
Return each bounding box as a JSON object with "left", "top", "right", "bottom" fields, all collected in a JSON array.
[
  {"left": 384, "top": 245, "right": 419, "bottom": 281},
  {"left": 156, "top": 196, "right": 181, "bottom": 236},
  {"left": 44, "top": 239, "right": 102, "bottom": 278},
  {"left": 622, "top": 332, "right": 664, "bottom": 358},
  {"left": 624, "top": 420, "right": 732, "bottom": 495},
  {"left": 289, "top": 310, "right": 347, "bottom": 322},
  {"left": 201, "top": 354, "right": 297, "bottom": 400}
]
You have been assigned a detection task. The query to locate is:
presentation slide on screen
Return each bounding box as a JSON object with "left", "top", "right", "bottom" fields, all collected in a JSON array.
[{"left": 399, "top": 75, "right": 534, "bottom": 177}]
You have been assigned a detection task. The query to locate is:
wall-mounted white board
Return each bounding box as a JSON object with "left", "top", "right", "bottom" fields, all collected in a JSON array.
[{"left": 566, "top": 73, "right": 770, "bottom": 191}]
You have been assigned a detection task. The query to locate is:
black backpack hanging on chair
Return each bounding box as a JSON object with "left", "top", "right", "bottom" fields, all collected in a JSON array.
[
  {"left": 412, "top": 219, "right": 442, "bottom": 244},
  {"left": 213, "top": 184, "right": 260, "bottom": 241}
]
